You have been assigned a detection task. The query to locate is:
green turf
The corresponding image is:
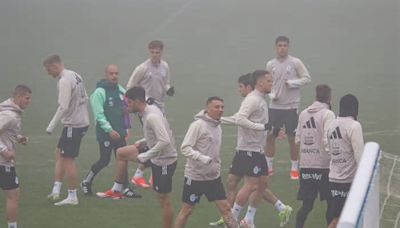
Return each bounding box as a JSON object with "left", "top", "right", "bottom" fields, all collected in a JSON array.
[{"left": 0, "top": 0, "right": 399, "bottom": 227}]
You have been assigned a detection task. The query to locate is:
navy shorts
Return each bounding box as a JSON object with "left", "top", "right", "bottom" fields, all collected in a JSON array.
[
  {"left": 182, "top": 176, "right": 226, "bottom": 205},
  {"left": 57, "top": 126, "right": 88, "bottom": 158},
  {"left": 0, "top": 166, "right": 19, "bottom": 190}
]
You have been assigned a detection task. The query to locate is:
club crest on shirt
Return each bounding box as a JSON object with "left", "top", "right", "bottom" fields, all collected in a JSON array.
[{"left": 104, "top": 141, "right": 110, "bottom": 147}]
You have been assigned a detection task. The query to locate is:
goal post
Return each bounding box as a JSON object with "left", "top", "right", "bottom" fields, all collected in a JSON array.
[{"left": 337, "top": 142, "right": 381, "bottom": 228}]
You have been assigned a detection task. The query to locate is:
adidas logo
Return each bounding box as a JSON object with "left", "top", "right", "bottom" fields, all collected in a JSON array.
[
  {"left": 303, "top": 117, "right": 316, "bottom": 129},
  {"left": 330, "top": 126, "right": 343, "bottom": 139}
]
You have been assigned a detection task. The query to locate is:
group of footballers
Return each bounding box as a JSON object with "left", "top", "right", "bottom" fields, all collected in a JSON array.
[{"left": 0, "top": 36, "right": 364, "bottom": 228}]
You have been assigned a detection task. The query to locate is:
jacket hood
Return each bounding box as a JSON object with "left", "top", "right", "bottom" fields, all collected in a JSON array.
[
  {"left": 96, "top": 79, "right": 117, "bottom": 90},
  {"left": 194, "top": 110, "right": 220, "bottom": 127},
  {"left": 0, "top": 98, "right": 23, "bottom": 114},
  {"left": 307, "top": 101, "right": 330, "bottom": 114}
]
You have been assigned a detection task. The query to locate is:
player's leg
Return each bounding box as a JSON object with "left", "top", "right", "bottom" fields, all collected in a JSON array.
[
  {"left": 174, "top": 203, "right": 195, "bottom": 228},
  {"left": 262, "top": 189, "right": 293, "bottom": 227},
  {"left": 265, "top": 109, "right": 282, "bottom": 175},
  {"left": 232, "top": 176, "right": 258, "bottom": 220},
  {"left": 48, "top": 147, "right": 64, "bottom": 201},
  {"left": 152, "top": 161, "right": 176, "bottom": 228},
  {"left": 285, "top": 109, "right": 299, "bottom": 180},
  {"left": 5, "top": 188, "right": 19, "bottom": 228},
  {"left": 54, "top": 127, "right": 87, "bottom": 205},
  {"left": 226, "top": 174, "right": 241, "bottom": 207},
  {"left": 81, "top": 140, "right": 113, "bottom": 195},
  {"left": 295, "top": 198, "right": 315, "bottom": 228},
  {"left": 215, "top": 200, "right": 239, "bottom": 228},
  {"left": 157, "top": 192, "right": 174, "bottom": 228},
  {"left": 241, "top": 175, "right": 267, "bottom": 227},
  {"left": 114, "top": 145, "right": 139, "bottom": 189}
]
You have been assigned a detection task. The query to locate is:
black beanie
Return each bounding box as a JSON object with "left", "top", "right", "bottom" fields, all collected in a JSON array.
[{"left": 339, "top": 94, "right": 359, "bottom": 120}]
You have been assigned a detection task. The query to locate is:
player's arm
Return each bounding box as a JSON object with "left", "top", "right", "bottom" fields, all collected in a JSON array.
[
  {"left": 137, "top": 115, "right": 170, "bottom": 162},
  {"left": 322, "top": 111, "right": 336, "bottom": 153},
  {"left": 164, "top": 62, "right": 175, "bottom": 96},
  {"left": 351, "top": 121, "right": 364, "bottom": 164},
  {"left": 286, "top": 58, "right": 311, "bottom": 88},
  {"left": 181, "top": 121, "right": 212, "bottom": 164},
  {"left": 90, "top": 88, "right": 114, "bottom": 133},
  {"left": 220, "top": 114, "right": 237, "bottom": 125},
  {"left": 235, "top": 97, "right": 266, "bottom": 131},
  {"left": 126, "top": 64, "right": 146, "bottom": 90},
  {"left": 0, "top": 113, "right": 14, "bottom": 152},
  {"left": 294, "top": 113, "right": 303, "bottom": 145},
  {"left": 46, "top": 78, "right": 72, "bottom": 134}
]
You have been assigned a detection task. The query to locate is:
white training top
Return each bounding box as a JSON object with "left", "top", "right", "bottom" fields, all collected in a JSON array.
[
  {"left": 137, "top": 105, "right": 177, "bottom": 166},
  {"left": 234, "top": 89, "right": 268, "bottom": 153},
  {"left": 46, "top": 69, "right": 90, "bottom": 133},
  {"left": 296, "top": 101, "right": 335, "bottom": 169},
  {"left": 181, "top": 110, "right": 222, "bottom": 181},
  {"left": 327, "top": 116, "right": 364, "bottom": 183},
  {"left": 266, "top": 55, "right": 311, "bottom": 110},
  {"left": 126, "top": 59, "right": 171, "bottom": 112}
]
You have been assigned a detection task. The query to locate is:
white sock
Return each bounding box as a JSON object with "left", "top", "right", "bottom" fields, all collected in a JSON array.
[
  {"left": 231, "top": 203, "right": 243, "bottom": 220},
  {"left": 266, "top": 156, "right": 274, "bottom": 170},
  {"left": 291, "top": 160, "right": 298, "bottom": 171},
  {"left": 274, "top": 200, "right": 286, "bottom": 212},
  {"left": 52, "top": 181, "right": 62, "bottom": 194},
  {"left": 8, "top": 222, "right": 17, "bottom": 228},
  {"left": 111, "top": 182, "right": 123, "bottom": 192},
  {"left": 67, "top": 189, "right": 77, "bottom": 200},
  {"left": 134, "top": 168, "right": 144, "bottom": 178},
  {"left": 244, "top": 206, "right": 257, "bottom": 224}
]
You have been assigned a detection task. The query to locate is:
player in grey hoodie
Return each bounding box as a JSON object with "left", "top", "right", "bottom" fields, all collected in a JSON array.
[
  {"left": 0, "top": 85, "right": 32, "bottom": 228},
  {"left": 175, "top": 97, "right": 239, "bottom": 228},
  {"left": 295, "top": 85, "right": 335, "bottom": 228}
]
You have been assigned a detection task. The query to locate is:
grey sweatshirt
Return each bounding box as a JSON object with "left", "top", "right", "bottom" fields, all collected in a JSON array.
[
  {"left": 328, "top": 117, "right": 364, "bottom": 183},
  {"left": 266, "top": 55, "right": 311, "bottom": 110},
  {"left": 181, "top": 110, "right": 222, "bottom": 181},
  {"left": 0, "top": 99, "right": 23, "bottom": 167},
  {"left": 46, "top": 69, "right": 90, "bottom": 132},
  {"left": 296, "top": 101, "right": 335, "bottom": 169},
  {"left": 137, "top": 105, "right": 177, "bottom": 166},
  {"left": 235, "top": 89, "right": 268, "bottom": 152},
  {"left": 126, "top": 59, "right": 171, "bottom": 112}
]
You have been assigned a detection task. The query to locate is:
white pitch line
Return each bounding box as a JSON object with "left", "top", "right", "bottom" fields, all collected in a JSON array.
[
  {"left": 380, "top": 158, "right": 397, "bottom": 218},
  {"left": 150, "top": 0, "right": 197, "bottom": 36},
  {"left": 394, "top": 211, "right": 400, "bottom": 228}
]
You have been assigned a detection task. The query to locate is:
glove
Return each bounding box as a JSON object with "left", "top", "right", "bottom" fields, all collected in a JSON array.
[
  {"left": 264, "top": 123, "right": 272, "bottom": 131},
  {"left": 166, "top": 87, "right": 175, "bottom": 96},
  {"left": 146, "top": 97, "right": 155, "bottom": 105},
  {"left": 139, "top": 145, "right": 150, "bottom": 154}
]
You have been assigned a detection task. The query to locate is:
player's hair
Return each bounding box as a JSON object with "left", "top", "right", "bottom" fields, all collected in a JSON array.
[
  {"left": 43, "top": 55, "right": 61, "bottom": 66},
  {"left": 251, "top": 70, "right": 270, "bottom": 88},
  {"left": 238, "top": 73, "right": 254, "bottom": 89},
  {"left": 206, "top": 96, "right": 224, "bottom": 105},
  {"left": 275, "top": 36, "right": 290, "bottom": 44},
  {"left": 13, "top": 84, "right": 32, "bottom": 98},
  {"left": 148, "top": 40, "right": 164, "bottom": 50},
  {"left": 126, "top": 86, "right": 146, "bottom": 102},
  {"left": 316, "top": 84, "right": 331, "bottom": 103},
  {"left": 339, "top": 94, "right": 359, "bottom": 120}
]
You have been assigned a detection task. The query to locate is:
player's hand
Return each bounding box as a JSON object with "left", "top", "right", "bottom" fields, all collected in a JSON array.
[
  {"left": 166, "top": 87, "right": 175, "bottom": 96},
  {"left": 264, "top": 123, "right": 272, "bottom": 131},
  {"left": 17, "top": 135, "right": 29, "bottom": 145},
  {"left": 198, "top": 155, "right": 212, "bottom": 165},
  {"left": 1, "top": 150, "right": 15, "bottom": 162},
  {"left": 109, "top": 130, "right": 121, "bottom": 141}
]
